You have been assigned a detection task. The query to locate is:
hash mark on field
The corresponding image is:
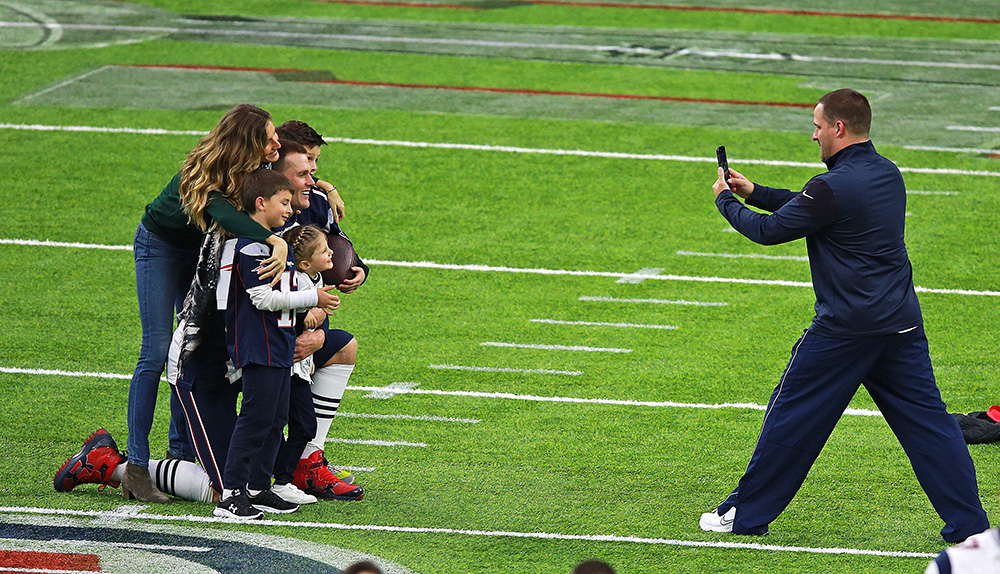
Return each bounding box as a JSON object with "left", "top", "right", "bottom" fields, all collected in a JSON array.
[
  {"left": 480, "top": 342, "right": 632, "bottom": 353},
  {"left": 677, "top": 250, "right": 808, "bottom": 262},
  {"left": 530, "top": 319, "right": 678, "bottom": 330},
  {"left": 579, "top": 296, "right": 728, "bottom": 307},
  {"left": 365, "top": 381, "right": 420, "bottom": 399},
  {"left": 331, "top": 465, "right": 376, "bottom": 472},
  {"left": 429, "top": 364, "right": 583, "bottom": 376},
  {"left": 907, "top": 190, "right": 960, "bottom": 195},
  {"left": 947, "top": 125, "right": 1000, "bottom": 132},
  {"left": 616, "top": 267, "right": 665, "bottom": 284},
  {"left": 902, "top": 145, "right": 999, "bottom": 154},
  {"left": 337, "top": 411, "right": 481, "bottom": 423},
  {"left": 327, "top": 437, "right": 427, "bottom": 447}
]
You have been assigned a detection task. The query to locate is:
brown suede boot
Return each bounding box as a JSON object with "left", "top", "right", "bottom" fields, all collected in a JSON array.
[{"left": 122, "top": 462, "right": 171, "bottom": 504}]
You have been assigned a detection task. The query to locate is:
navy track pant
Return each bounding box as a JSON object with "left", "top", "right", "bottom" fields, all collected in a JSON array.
[
  {"left": 719, "top": 325, "right": 988, "bottom": 542},
  {"left": 172, "top": 380, "right": 241, "bottom": 495}
]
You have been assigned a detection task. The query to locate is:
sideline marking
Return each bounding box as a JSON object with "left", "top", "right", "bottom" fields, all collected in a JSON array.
[
  {"left": 480, "top": 341, "right": 633, "bottom": 353},
  {"left": 0, "top": 507, "right": 934, "bottom": 558},
  {"left": 312, "top": 0, "right": 1000, "bottom": 24},
  {"left": 6, "top": 24, "right": 998, "bottom": 73},
  {"left": 530, "top": 318, "right": 678, "bottom": 330},
  {"left": 0, "top": 242, "right": 998, "bottom": 296},
  {"left": 429, "top": 364, "right": 583, "bottom": 376},
  {"left": 677, "top": 250, "right": 808, "bottom": 262},
  {"left": 579, "top": 296, "right": 728, "bottom": 306},
  {"left": 1, "top": 124, "right": 999, "bottom": 177},
  {"left": 0, "top": 366, "right": 883, "bottom": 416}
]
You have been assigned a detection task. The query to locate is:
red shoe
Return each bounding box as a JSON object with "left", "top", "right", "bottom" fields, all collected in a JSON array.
[
  {"left": 292, "top": 450, "right": 364, "bottom": 501},
  {"left": 53, "top": 429, "right": 125, "bottom": 492}
]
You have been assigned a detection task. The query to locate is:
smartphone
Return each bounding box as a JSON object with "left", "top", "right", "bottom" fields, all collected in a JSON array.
[{"left": 716, "top": 146, "right": 730, "bottom": 180}]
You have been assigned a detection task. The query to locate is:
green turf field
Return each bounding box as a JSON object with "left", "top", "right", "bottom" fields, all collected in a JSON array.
[{"left": 2, "top": 0, "right": 1000, "bottom": 572}]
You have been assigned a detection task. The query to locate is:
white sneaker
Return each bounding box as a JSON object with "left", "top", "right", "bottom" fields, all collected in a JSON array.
[
  {"left": 699, "top": 506, "right": 736, "bottom": 532},
  {"left": 272, "top": 482, "right": 318, "bottom": 505}
]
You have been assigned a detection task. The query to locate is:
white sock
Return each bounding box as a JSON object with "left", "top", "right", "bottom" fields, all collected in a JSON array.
[
  {"left": 305, "top": 363, "right": 354, "bottom": 455},
  {"left": 111, "top": 463, "right": 126, "bottom": 484},
  {"left": 246, "top": 488, "right": 262, "bottom": 497},
  {"left": 149, "top": 459, "right": 215, "bottom": 503}
]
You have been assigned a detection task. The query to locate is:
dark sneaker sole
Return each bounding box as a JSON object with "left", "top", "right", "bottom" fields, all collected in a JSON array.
[
  {"left": 213, "top": 507, "right": 264, "bottom": 520},
  {"left": 305, "top": 488, "right": 365, "bottom": 501},
  {"left": 251, "top": 503, "right": 298, "bottom": 513}
]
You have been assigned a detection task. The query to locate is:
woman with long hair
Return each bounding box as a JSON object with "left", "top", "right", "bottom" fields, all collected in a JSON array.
[{"left": 127, "top": 104, "right": 287, "bottom": 503}]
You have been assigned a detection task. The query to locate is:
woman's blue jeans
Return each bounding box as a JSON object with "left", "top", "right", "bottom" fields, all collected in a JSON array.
[{"left": 128, "top": 223, "right": 198, "bottom": 466}]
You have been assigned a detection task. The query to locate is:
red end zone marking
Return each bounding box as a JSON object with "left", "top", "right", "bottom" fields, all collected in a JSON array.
[
  {"left": 314, "top": 0, "right": 1000, "bottom": 23},
  {"left": 131, "top": 64, "right": 812, "bottom": 108},
  {"left": 0, "top": 550, "right": 101, "bottom": 572}
]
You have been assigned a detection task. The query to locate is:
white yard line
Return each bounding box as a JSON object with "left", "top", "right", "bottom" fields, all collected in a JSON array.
[
  {"left": 2, "top": 239, "right": 998, "bottom": 296},
  {"left": 676, "top": 250, "right": 808, "bottom": 262},
  {"left": 907, "top": 190, "right": 959, "bottom": 195},
  {"left": 0, "top": 366, "right": 882, "bottom": 416},
  {"left": 2, "top": 123, "right": 999, "bottom": 177},
  {"left": 0, "top": 506, "right": 935, "bottom": 559}
]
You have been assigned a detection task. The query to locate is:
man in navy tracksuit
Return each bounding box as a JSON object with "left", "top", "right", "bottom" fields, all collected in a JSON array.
[{"left": 699, "top": 88, "right": 989, "bottom": 542}]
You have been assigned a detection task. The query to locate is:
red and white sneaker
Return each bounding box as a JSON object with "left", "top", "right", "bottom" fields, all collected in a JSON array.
[
  {"left": 53, "top": 428, "right": 125, "bottom": 492},
  {"left": 292, "top": 450, "right": 364, "bottom": 501}
]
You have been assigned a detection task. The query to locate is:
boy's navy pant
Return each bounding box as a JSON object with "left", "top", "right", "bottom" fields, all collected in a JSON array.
[
  {"left": 223, "top": 364, "right": 291, "bottom": 492},
  {"left": 718, "top": 325, "right": 988, "bottom": 543}
]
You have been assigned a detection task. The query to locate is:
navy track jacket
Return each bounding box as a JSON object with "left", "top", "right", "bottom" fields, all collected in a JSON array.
[{"left": 715, "top": 140, "right": 923, "bottom": 338}]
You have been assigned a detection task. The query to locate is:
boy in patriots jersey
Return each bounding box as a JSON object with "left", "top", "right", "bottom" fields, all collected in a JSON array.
[{"left": 214, "top": 169, "right": 340, "bottom": 519}]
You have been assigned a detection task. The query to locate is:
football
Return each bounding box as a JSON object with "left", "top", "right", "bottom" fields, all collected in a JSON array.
[{"left": 321, "top": 232, "right": 357, "bottom": 287}]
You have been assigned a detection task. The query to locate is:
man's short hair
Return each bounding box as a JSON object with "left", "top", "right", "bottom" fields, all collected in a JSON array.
[
  {"left": 276, "top": 120, "right": 326, "bottom": 148},
  {"left": 818, "top": 88, "right": 871, "bottom": 137},
  {"left": 241, "top": 168, "right": 293, "bottom": 213},
  {"left": 571, "top": 560, "right": 615, "bottom": 574},
  {"left": 273, "top": 140, "right": 308, "bottom": 172}
]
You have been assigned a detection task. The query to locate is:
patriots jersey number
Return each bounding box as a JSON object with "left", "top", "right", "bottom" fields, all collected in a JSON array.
[{"left": 277, "top": 270, "right": 294, "bottom": 328}]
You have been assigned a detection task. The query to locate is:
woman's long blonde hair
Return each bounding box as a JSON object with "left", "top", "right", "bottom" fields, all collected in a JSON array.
[{"left": 179, "top": 104, "right": 272, "bottom": 231}]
